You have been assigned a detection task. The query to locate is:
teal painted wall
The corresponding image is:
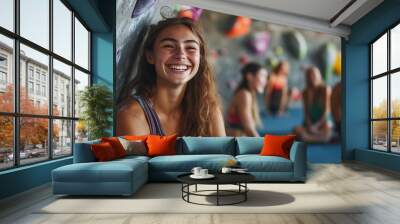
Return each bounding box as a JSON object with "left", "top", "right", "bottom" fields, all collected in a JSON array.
[
  {"left": 92, "top": 33, "right": 113, "bottom": 87},
  {"left": 92, "top": 32, "right": 114, "bottom": 135},
  {"left": 344, "top": 0, "right": 400, "bottom": 171}
]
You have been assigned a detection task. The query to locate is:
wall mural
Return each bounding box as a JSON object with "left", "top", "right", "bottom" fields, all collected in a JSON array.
[{"left": 116, "top": 0, "right": 341, "bottom": 143}]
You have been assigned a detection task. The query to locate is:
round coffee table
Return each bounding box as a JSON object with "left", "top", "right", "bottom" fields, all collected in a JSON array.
[{"left": 177, "top": 172, "right": 255, "bottom": 206}]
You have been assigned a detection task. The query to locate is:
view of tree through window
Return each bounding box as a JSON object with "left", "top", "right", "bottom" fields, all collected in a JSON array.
[
  {"left": 0, "top": 0, "right": 91, "bottom": 170},
  {"left": 371, "top": 23, "right": 400, "bottom": 153}
]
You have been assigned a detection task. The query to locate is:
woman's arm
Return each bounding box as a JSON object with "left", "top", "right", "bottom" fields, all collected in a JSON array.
[
  {"left": 303, "top": 90, "right": 312, "bottom": 128},
  {"left": 116, "top": 100, "right": 150, "bottom": 136},
  {"left": 264, "top": 76, "right": 274, "bottom": 109},
  {"left": 237, "top": 90, "right": 260, "bottom": 137},
  {"left": 313, "top": 86, "right": 331, "bottom": 129},
  {"left": 210, "top": 107, "right": 226, "bottom": 136}
]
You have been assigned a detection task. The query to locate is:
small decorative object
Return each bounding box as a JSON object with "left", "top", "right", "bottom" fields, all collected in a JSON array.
[
  {"left": 333, "top": 52, "right": 341, "bottom": 76},
  {"left": 226, "top": 159, "right": 238, "bottom": 168},
  {"left": 177, "top": 6, "right": 203, "bottom": 21},
  {"left": 225, "top": 16, "right": 252, "bottom": 39},
  {"left": 283, "top": 31, "right": 308, "bottom": 60},
  {"left": 79, "top": 84, "right": 113, "bottom": 140},
  {"left": 131, "top": 0, "right": 156, "bottom": 18},
  {"left": 318, "top": 42, "right": 337, "bottom": 81},
  {"left": 221, "top": 167, "right": 232, "bottom": 173},
  {"left": 247, "top": 31, "right": 270, "bottom": 56}
]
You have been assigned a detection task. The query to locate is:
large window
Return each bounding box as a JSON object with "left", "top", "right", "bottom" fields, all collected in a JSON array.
[
  {"left": 0, "top": 0, "right": 91, "bottom": 171},
  {"left": 370, "top": 23, "right": 400, "bottom": 154}
]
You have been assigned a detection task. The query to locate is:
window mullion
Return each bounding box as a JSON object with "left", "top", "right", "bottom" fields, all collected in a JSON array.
[
  {"left": 71, "top": 10, "right": 76, "bottom": 155},
  {"left": 13, "top": 0, "right": 20, "bottom": 167},
  {"left": 388, "top": 30, "right": 391, "bottom": 152},
  {"left": 49, "top": 0, "right": 53, "bottom": 160}
]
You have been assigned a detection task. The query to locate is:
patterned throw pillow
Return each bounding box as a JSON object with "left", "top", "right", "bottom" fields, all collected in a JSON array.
[{"left": 118, "top": 137, "right": 147, "bottom": 156}]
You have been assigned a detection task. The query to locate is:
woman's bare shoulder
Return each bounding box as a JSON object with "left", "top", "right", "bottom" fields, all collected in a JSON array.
[
  {"left": 116, "top": 98, "right": 149, "bottom": 135},
  {"left": 235, "top": 89, "right": 252, "bottom": 101},
  {"left": 118, "top": 98, "right": 144, "bottom": 116}
]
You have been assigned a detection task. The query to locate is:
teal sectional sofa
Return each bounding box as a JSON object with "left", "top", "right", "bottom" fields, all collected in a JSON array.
[{"left": 52, "top": 137, "right": 307, "bottom": 196}]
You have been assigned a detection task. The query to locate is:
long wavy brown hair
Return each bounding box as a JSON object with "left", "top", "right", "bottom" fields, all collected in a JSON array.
[{"left": 120, "top": 18, "right": 220, "bottom": 136}]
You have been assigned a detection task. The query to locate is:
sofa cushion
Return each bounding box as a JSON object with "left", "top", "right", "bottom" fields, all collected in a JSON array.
[
  {"left": 74, "top": 139, "right": 101, "bottom": 163},
  {"left": 180, "top": 137, "right": 235, "bottom": 155},
  {"left": 148, "top": 154, "right": 235, "bottom": 172},
  {"left": 236, "top": 137, "right": 264, "bottom": 155},
  {"left": 53, "top": 158, "right": 147, "bottom": 183},
  {"left": 236, "top": 155, "right": 293, "bottom": 172}
]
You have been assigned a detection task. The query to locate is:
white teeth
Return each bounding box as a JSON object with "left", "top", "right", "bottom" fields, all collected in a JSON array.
[{"left": 168, "top": 64, "right": 189, "bottom": 71}]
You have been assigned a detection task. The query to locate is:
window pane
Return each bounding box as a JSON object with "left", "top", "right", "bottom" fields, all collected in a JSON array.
[
  {"left": 75, "top": 120, "right": 88, "bottom": 143},
  {"left": 391, "top": 120, "right": 400, "bottom": 153},
  {"left": 391, "top": 24, "right": 400, "bottom": 70},
  {"left": 53, "top": 119, "right": 72, "bottom": 158},
  {"left": 20, "top": 44, "right": 49, "bottom": 115},
  {"left": 0, "top": 0, "right": 14, "bottom": 31},
  {"left": 75, "top": 17, "right": 89, "bottom": 70},
  {"left": 20, "top": 117, "right": 49, "bottom": 165},
  {"left": 0, "top": 34, "right": 14, "bottom": 112},
  {"left": 372, "top": 121, "right": 388, "bottom": 151},
  {"left": 20, "top": 0, "right": 49, "bottom": 49},
  {"left": 391, "top": 72, "right": 400, "bottom": 118},
  {"left": 372, "top": 77, "right": 387, "bottom": 119},
  {"left": 0, "top": 116, "right": 13, "bottom": 170},
  {"left": 53, "top": 0, "right": 72, "bottom": 60},
  {"left": 74, "top": 69, "right": 89, "bottom": 118},
  {"left": 372, "top": 33, "right": 387, "bottom": 76},
  {"left": 53, "top": 59, "right": 72, "bottom": 117}
]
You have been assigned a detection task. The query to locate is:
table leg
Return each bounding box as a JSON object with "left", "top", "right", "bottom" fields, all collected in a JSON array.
[
  {"left": 245, "top": 183, "right": 247, "bottom": 201},
  {"left": 195, "top": 184, "right": 197, "bottom": 192},
  {"left": 217, "top": 184, "right": 219, "bottom": 206}
]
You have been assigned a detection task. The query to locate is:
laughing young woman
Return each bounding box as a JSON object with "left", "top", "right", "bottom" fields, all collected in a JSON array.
[{"left": 116, "top": 18, "right": 226, "bottom": 136}]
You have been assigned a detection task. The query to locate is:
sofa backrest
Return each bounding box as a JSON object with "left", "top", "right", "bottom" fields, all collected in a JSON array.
[
  {"left": 73, "top": 139, "right": 100, "bottom": 163},
  {"left": 179, "top": 137, "right": 235, "bottom": 155},
  {"left": 235, "top": 137, "right": 264, "bottom": 155}
]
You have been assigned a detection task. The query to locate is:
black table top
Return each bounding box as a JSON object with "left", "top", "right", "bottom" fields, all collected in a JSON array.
[{"left": 177, "top": 172, "right": 255, "bottom": 185}]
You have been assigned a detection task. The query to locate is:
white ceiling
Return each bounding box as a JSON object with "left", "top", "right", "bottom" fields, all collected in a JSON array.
[
  {"left": 225, "top": 0, "right": 353, "bottom": 23},
  {"left": 175, "top": 0, "right": 384, "bottom": 38}
]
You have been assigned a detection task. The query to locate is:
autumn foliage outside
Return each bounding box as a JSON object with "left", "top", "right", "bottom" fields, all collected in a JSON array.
[{"left": 0, "top": 84, "right": 59, "bottom": 155}]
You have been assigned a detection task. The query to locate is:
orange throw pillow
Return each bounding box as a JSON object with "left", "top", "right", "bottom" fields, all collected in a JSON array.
[
  {"left": 260, "top": 134, "right": 296, "bottom": 159},
  {"left": 101, "top": 137, "right": 126, "bottom": 158},
  {"left": 124, "top": 135, "right": 148, "bottom": 141},
  {"left": 146, "top": 134, "right": 177, "bottom": 157},
  {"left": 91, "top": 142, "right": 118, "bottom": 161}
]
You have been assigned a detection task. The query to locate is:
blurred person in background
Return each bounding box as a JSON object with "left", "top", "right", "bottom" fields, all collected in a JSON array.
[
  {"left": 294, "top": 66, "right": 332, "bottom": 142},
  {"left": 226, "top": 62, "right": 268, "bottom": 136},
  {"left": 265, "top": 61, "right": 290, "bottom": 116}
]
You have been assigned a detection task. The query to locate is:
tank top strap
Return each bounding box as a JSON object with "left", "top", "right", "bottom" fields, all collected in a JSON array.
[{"left": 131, "top": 95, "right": 165, "bottom": 136}]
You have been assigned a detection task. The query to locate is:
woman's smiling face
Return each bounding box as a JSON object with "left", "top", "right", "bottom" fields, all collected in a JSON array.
[{"left": 146, "top": 24, "right": 201, "bottom": 86}]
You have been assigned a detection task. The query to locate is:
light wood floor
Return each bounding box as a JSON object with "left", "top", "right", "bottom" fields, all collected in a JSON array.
[{"left": 1, "top": 162, "right": 400, "bottom": 224}]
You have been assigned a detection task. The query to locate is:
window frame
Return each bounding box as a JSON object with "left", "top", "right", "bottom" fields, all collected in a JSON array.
[
  {"left": 0, "top": 0, "right": 92, "bottom": 171},
  {"left": 370, "top": 20, "right": 400, "bottom": 154}
]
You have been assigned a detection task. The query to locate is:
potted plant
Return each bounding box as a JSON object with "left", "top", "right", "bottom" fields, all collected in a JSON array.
[{"left": 79, "top": 84, "right": 113, "bottom": 140}]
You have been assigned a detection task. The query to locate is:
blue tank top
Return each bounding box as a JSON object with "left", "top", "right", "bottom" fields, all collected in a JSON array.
[{"left": 131, "top": 95, "right": 165, "bottom": 136}]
